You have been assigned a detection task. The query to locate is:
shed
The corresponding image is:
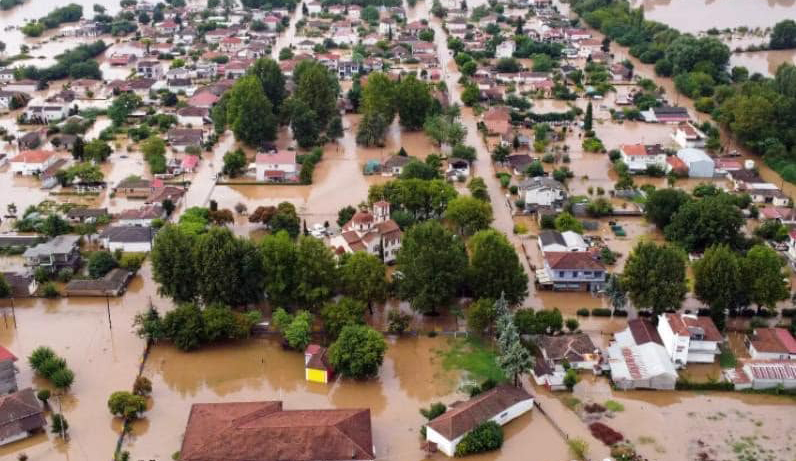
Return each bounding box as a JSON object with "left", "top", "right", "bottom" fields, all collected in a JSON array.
[
  {"left": 676, "top": 148, "right": 715, "bottom": 178},
  {"left": 304, "top": 345, "right": 333, "bottom": 384},
  {"left": 607, "top": 342, "right": 677, "bottom": 390}
]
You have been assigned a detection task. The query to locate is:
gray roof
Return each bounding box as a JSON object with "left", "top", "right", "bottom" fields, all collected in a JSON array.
[
  {"left": 23, "top": 235, "right": 80, "bottom": 258},
  {"left": 538, "top": 230, "right": 565, "bottom": 247},
  {"left": 518, "top": 176, "right": 564, "bottom": 191},
  {"left": 99, "top": 226, "right": 154, "bottom": 243}
]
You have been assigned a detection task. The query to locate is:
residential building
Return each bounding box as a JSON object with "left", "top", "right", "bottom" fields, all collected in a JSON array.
[
  {"left": 540, "top": 251, "right": 606, "bottom": 291},
  {"left": 64, "top": 268, "right": 133, "bottom": 297},
  {"left": 3, "top": 79, "right": 37, "bottom": 93},
  {"left": 0, "top": 388, "right": 46, "bottom": 446},
  {"left": 518, "top": 177, "right": 567, "bottom": 211},
  {"left": 99, "top": 226, "right": 155, "bottom": 252},
  {"left": 613, "top": 318, "right": 662, "bottom": 348},
  {"left": 9, "top": 150, "right": 57, "bottom": 176},
  {"left": 66, "top": 207, "right": 108, "bottom": 223},
  {"left": 167, "top": 128, "right": 204, "bottom": 152},
  {"left": 532, "top": 334, "right": 601, "bottom": 391},
  {"left": 676, "top": 148, "right": 715, "bottom": 178},
  {"left": 254, "top": 151, "right": 298, "bottom": 182},
  {"left": 114, "top": 177, "right": 154, "bottom": 198},
  {"left": 0, "top": 346, "right": 17, "bottom": 394},
  {"left": 746, "top": 328, "right": 796, "bottom": 360},
  {"left": 506, "top": 154, "right": 534, "bottom": 175},
  {"left": 137, "top": 60, "right": 164, "bottom": 79},
  {"left": 23, "top": 102, "right": 68, "bottom": 123},
  {"left": 537, "top": 230, "right": 587, "bottom": 253},
  {"left": 1, "top": 272, "right": 37, "bottom": 298},
  {"left": 657, "top": 313, "right": 722, "bottom": 367},
  {"left": 642, "top": 105, "right": 690, "bottom": 123},
  {"left": 607, "top": 342, "right": 678, "bottom": 390},
  {"left": 179, "top": 401, "right": 374, "bottom": 460},
  {"left": 177, "top": 106, "right": 208, "bottom": 127},
  {"left": 726, "top": 360, "right": 796, "bottom": 390},
  {"left": 381, "top": 155, "right": 412, "bottom": 176},
  {"left": 117, "top": 204, "right": 165, "bottom": 227},
  {"left": 304, "top": 344, "right": 333, "bottom": 384},
  {"left": 328, "top": 201, "right": 402, "bottom": 263},
  {"left": 746, "top": 183, "right": 790, "bottom": 206},
  {"left": 619, "top": 143, "right": 666, "bottom": 173},
  {"left": 425, "top": 385, "right": 533, "bottom": 457},
  {"left": 22, "top": 235, "right": 81, "bottom": 274},
  {"left": 495, "top": 40, "right": 515, "bottom": 59},
  {"left": 671, "top": 121, "right": 706, "bottom": 149}
]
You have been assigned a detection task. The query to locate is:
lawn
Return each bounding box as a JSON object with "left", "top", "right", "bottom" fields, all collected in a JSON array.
[
  {"left": 436, "top": 336, "right": 506, "bottom": 384},
  {"left": 719, "top": 347, "right": 737, "bottom": 369}
]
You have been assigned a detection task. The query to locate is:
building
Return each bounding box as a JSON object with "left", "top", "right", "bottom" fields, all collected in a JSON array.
[
  {"left": 114, "top": 177, "right": 154, "bottom": 198},
  {"left": 328, "top": 202, "right": 402, "bottom": 263},
  {"left": 0, "top": 346, "right": 17, "bottom": 394},
  {"left": 22, "top": 235, "right": 81, "bottom": 274},
  {"left": 619, "top": 143, "right": 666, "bottom": 173},
  {"left": 642, "top": 106, "right": 690, "bottom": 123},
  {"left": 179, "top": 401, "right": 374, "bottom": 460},
  {"left": 671, "top": 121, "right": 706, "bottom": 149},
  {"left": 23, "top": 102, "right": 68, "bottom": 123},
  {"left": 726, "top": 360, "right": 796, "bottom": 390},
  {"left": 381, "top": 155, "right": 412, "bottom": 176},
  {"left": 613, "top": 318, "right": 662, "bottom": 348},
  {"left": 9, "top": 150, "right": 57, "bottom": 176},
  {"left": 539, "top": 251, "right": 606, "bottom": 291},
  {"left": 425, "top": 385, "right": 533, "bottom": 457},
  {"left": 495, "top": 40, "right": 515, "bottom": 59},
  {"left": 658, "top": 313, "right": 722, "bottom": 367},
  {"left": 533, "top": 334, "right": 600, "bottom": 390},
  {"left": 66, "top": 207, "right": 108, "bottom": 223},
  {"left": 1, "top": 272, "right": 37, "bottom": 298},
  {"left": 746, "top": 328, "right": 796, "bottom": 360},
  {"left": 253, "top": 151, "right": 298, "bottom": 182},
  {"left": 607, "top": 342, "right": 678, "bottom": 390},
  {"left": 0, "top": 388, "right": 46, "bottom": 446},
  {"left": 117, "top": 204, "right": 165, "bottom": 227},
  {"left": 518, "top": 177, "right": 567, "bottom": 211},
  {"left": 136, "top": 60, "right": 164, "bottom": 79},
  {"left": 167, "top": 128, "right": 204, "bottom": 152},
  {"left": 676, "top": 148, "right": 715, "bottom": 178},
  {"left": 537, "top": 230, "right": 587, "bottom": 253},
  {"left": 99, "top": 226, "right": 155, "bottom": 252},
  {"left": 304, "top": 344, "right": 333, "bottom": 384},
  {"left": 64, "top": 268, "right": 133, "bottom": 297}
]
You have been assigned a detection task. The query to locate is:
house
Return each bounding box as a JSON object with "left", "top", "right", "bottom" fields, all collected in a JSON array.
[
  {"left": 0, "top": 388, "right": 46, "bottom": 446},
  {"left": 506, "top": 154, "right": 535, "bottom": 175},
  {"left": 118, "top": 204, "right": 165, "bottom": 226},
  {"left": 179, "top": 401, "right": 374, "bottom": 460},
  {"left": 146, "top": 185, "right": 185, "bottom": 205},
  {"left": 746, "top": 328, "right": 796, "bottom": 360},
  {"left": 188, "top": 91, "right": 219, "bottom": 108},
  {"left": 671, "top": 121, "right": 706, "bottom": 149},
  {"left": 614, "top": 318, "right": 662, "bottom": 348},
  {"left": 495, "top": 40, "right": 515, "bottom": 59},
  {"left": 181, "top": 154, "right": 199, "bottom": 173},
  {"left": 3, "top": 79, "right": 37, "bottom": 93},
  {"left": 64, "top": 268, "right": 133, "bottom": 297},
  {"left": 99, "top": 226, "right": 155, "bottom": 252},
  {"left": 306, "top": 0, "right": 322, "bottom": 13},
  {"left": 23, "top": 102, "right": 68, "bottom": 123},
  {"left": 0, "top": 346, "right": 17, "bottom": 394},
  {"left": 108, "top": 53, "right": 137, "bottom": 66},
  {"left": 610, "top": 62, "right": 632, "bottom": 81},
  {"left": 676, "top": 148, "right": 715, "bottom": 178},
  {"left": 446, "top": 158, "right": 470, "bottom": 180},
  {"left": 746, "top": 183, "right": 790, "bottom": 206},
  {"left": 167, "top": 128, "right": 204, "bottom": 152},
  {"left": 304, "top": 344, "right": 333, "bottom": 383},
  {"left": 9, "top": 150, "right": 57, "bottom": 175},
  {"left": 329, "top": 202, "right": 402, "bottom": 263},
  {"left": 658, "top": 313, "right": 722, "bottom": 367},
  {"left": 727, "top": 168, "right": 763, "bottom": 191},
  {"left": 137, "top": 60, "right": 164, "bottom": 79},
  {"left": 23, "top": 235, "right": 81, "bottom": 274},
  {"left": 114, "top": 177, "right": 153, "bottom": 198},
  {"left": 381, "top": 155, "right": 412, "bottom": 176},
  {"left": 642, "top": 105, "right": 690, "bottom": 123},
  {"left": 518, "top": 177, "right": 567, "bottom": 211},
  {"left": 537, "top": 230, "right": 587, "bottom": 253},
  {"left": 619, "top": 143, "right": 666, "bottom": 173},
  {"left": 425, "top": 385, "right": 533, "bottom": 457},
  {"left": 66, "top": 207, "right": 109, "bottom": 223},
  {"left": 541, "top": 251, "right": 606, "bottom": 291},
  {"left": 1, "top": 272, "right": 37, "bottom": 298},
  {"left": 177, "top": 106, "right": 208, "bottom": 127},
  {"left": 533, "top": 334, "right": 601, "bottom": 390},
  {"left": 254, "top": 151, "right": 298, "bottom": 182},
  {"left": 726, "top": 360, "right": 796, "bottom": 390},
  {"left": 607, "top": 342, "right": 678, "bottom": 390}
]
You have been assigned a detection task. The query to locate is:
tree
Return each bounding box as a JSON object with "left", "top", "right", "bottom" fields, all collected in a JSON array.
[
  {"left": 362, "top": 72, "right": 397, "bottom": 123},
  {"left": 260, "top": 231, "right": 298, "bottom": 306},
  {"left": 622, "top": 242, "right": 687, "bottom": 314},
  {"left": 468, "top": 177, "right": 489, "bottom": 201},
  {"left": 293, "top": 236, "right": 337, "bottom": 310},
  {"left": 693, "top": 245, "right": 742, "bottom": 330},
  {"left": 644, "top": 188, "right": 691, "bottom": 229},
  {"left": 584, "top": 102, "right": 593, "bottom": 132},
  {"left": 396, "top": 75, "right": 433, "bottom": 130},
  {"left": 454, "top": 421, "right": 503, "bottom": 456},
  {"left": 108, "top": 93, "right": 141, "bottom": 125},
  {"left": 132, "top": 376, "right": 152, "bottom": 396},
  {"left": 161, "top": 303, "right": 206, "bottom": 351},
  {"left": 51, "top": 414, "right": 69, "bottom": 437},
  {"left": 70, "top": 136, "right": 84, "bottom": 160},
  {"left": 0, "top": 274, "right": 9, "bottom": 299},
  {"left": 495, "top": 296, "right": 533, "bottom": 386},
  {"left": 88, "top": 251, "right": 117, "bottom": 278},
  {"left": 328, "top": 324, "right": 387, "bottom": 379},
  {"left": 339, "top": 252, "right": 387, "bottom": 313},
  {"left": 36, "top": 389, "right": 51, "bottom": 406},
  {"left": 743, "top": 244, "right": 789, "bottom": 313},
  {"left": 356, "top": 111, "right": 388, "bottom": 147},
  {"left": 41, "top": 214, "right": 71, "bottom": 237},
  {"left": 226, "top": 75, "right": 277, "bottom": 146},
  {"left": 270, "top": 202, "right": 300, "bottom": 238},
  {"left": 770, "top": 19, "right": 796, "bottom": 50},
  {"left": 83, "top": 139, "right": 111, "bottom": 162},
  {"left": 328, "top": 116, "right": 344, "bottom": 139},
  {"left": 321, "top": 297, "right": 366, "bottom": 340},
  {"left": 107, "top": 391, "right": 147, "bottom": 419},
  {"left": 337, "top": 205, "right": 356, "bottom": 227},
  {"left": 396, "top": 221, "right": 468, "bottom": 315},
  {"left": 564, "top": 368, "right": 578, "bottom": 391},
  {"left": 603, "top": 274, "right": 626, "bottom": 311},
  {"left": 467, "top": 298, "right": 496, "bottom": 334},
  {"left": 273, "top": 308, "right": 313, "bottom": 350},
  {"left": 468, "top": 230, "right": 527, "bottom": 305},
  {"left": 222, "top": 149, "right": 247, "bottom": 177},
  {"left": 293, "top": 60, "right": 339, "bottom": 125},
  {"left": 554, "top": 212, "right": 583, "bottom": 233},
  {"left": 248, "top": 57, "right": 286, "bottom": 110},
  {"left": 290, "top": 100, "right": 320, "bottom": 148},
  {"left": 444, "top": 196, "right": 493, "bottom": 236},
  {"left": 665, "top": 195, "right": 744, "bottom": 252},
  {"left": 565, "top": 318, "right": 579, "bottom": 332},
  {"left": 194, "top": 227, "right": 264, "bottom": 306},
  {"left": 151, "top": 225, "right": 198, "bottom": 302},
  {"left": 461, "top": 82, "right": 479, "bottom": 106}
]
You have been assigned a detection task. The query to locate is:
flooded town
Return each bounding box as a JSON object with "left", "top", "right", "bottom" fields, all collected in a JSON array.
[{"left": 0, "top": 0, "right": 795, "bottom": 460}]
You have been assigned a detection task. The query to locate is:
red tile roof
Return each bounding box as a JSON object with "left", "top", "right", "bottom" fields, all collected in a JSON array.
[
  {"left": 10, "top": 150, "right": 55, "bottom": 164},
  {"left": 627, "top": 319, "right": 662, "bottom": 345},
  {"left": 545, "top": 252, "right": 605, "bottom": 270},
  {"left": 256, "top": 151, "right": 296, "bottom": 165},
  {"left": 749, "top": 328, "right": 796, "bottom": 354},
  {"left": 665, "top": 314, "right": 722, "bottom": 342},
  {"left": 180, "top": 401, "right": 374, "bottom": 460},
  {"left": 620, "top": 144, "right": 648, "bottom": 156},
  {"left": 0, "top": 346, "right": 16, "bottom": 363}
]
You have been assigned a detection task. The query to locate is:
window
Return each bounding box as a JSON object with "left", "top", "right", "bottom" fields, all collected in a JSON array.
[
  {"left": 572, "top": 271, "right": 578, "bottom": 277},
  {"left": 583, "top": 271, "right": 591, "bottom": 277},
  {"left": 558, "top": 271, "right": 565, "bottom": 278}
]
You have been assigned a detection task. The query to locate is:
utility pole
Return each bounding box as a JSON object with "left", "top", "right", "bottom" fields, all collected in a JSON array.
[{"left": 106, "top": 295, "right": 112, "bottom": 330}]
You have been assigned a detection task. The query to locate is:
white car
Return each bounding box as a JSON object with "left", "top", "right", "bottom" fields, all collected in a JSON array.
[{"left": 309, "top": 223, "right": 327, "bottom": 238}]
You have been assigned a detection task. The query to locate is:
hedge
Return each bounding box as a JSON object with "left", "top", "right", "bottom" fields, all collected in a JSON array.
[
  {"left": 675, "top": 380, "right": 734, "bottom": 391},
  {"left": 454, "top": 421, "right": 503, "bottom": 456},
  {"left": 592, "top": 308, "right": 612, "bottom": 317},
  {"left": 576, "top": 308, "right": 590, "bottom": 317}
]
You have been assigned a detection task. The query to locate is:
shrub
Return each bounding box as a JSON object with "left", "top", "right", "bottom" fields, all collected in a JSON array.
[
  {"left": 88, "top": 251, "right": 118, "bottom": 278},
  {"left": 386, "top": 309, "right": 411, "bottom": 334},
  {"left": 591, "top": 308, "right": 612, "bottom": 317},
  {"left": 133, "top": 376, "right": 152, "bottom": 396},
  {"left": 51, "top": 368, "right": 75, "bottom": 390},
  {"left": 419, "top": 402, "right": 446, "bottom": 420},
  {"left": 576, "top": 308, "right": 590, "bottom": 317},
  {"left": 588, "top": 422, "right": 624, "bottom": 446},
  {"left": 42, "top": 282, "right": 60, "bottom": 298},
  {"left": 603, "top": 400, "right": 624, "bottom": 412},
  {"left": 567, "top": 438, "right": 589, "bottom": 460},
  {"left": 454, "top": 421, "right": 503, "bottom": 456},
  {"left": 513, "top": 223, "right": 528, "bottom": 234},
  {"left": 108, "top": 391, "right": 147, "bottom": 418},
  {"left": 118, "top": 253, "right": 146, "bottom": 272},
  {"left": 36, "top": 389, "right": 51, "bottom": 404},
  {"left": 57, "top": 268, "right": 74, "bottom": 282}
]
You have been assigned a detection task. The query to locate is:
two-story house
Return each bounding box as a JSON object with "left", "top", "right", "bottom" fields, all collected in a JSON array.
[
  {"left": 255, "top": 151, "right": 298, "bottom": 182},
  {"left": 619, "top": 143, "right": 666, "bottom": 173},
  {"left": 518, "top": 177, "right": 567, "bottom": 211},
  {"left": 22, "top": 234, "right": 81, "bottom": 274},
  {"left": 671, "top": 121, "right": 706, "bottom": 149},
  {"left": 541, "top": 252, "right": 606, "bottom": 291},
  {"left": 328, "top": 201, "right": 402, "bottom": 263},
  {"left": 657, "top": 313, "right": 722, "bottom": 367}
]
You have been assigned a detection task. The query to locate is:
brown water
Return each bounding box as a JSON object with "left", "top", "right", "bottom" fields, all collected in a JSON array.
[{"left": 630, "top": 0, "right": 796, "bottom": 34}]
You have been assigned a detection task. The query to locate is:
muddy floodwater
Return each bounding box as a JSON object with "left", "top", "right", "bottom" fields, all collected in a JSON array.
[{"left": 630, "top": 0, "right": 796, "bottom": 34}]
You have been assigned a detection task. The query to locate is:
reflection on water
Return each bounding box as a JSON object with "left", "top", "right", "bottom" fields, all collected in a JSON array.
[{"left": 631, "top": 0, "right": 796, "bottom": 33}]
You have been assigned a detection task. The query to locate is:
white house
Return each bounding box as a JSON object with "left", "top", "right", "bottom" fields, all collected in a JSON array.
[
  {"left": 619, "top": 143, "right": 666, "bottom": 173},
  {"left": 657, "top": 313, "right": 722, "bottom": 367},
  {"left": 495, "top": 40, "right": 516, "bottom": 59},
  {"left": 540, "top": 251, "right": 606, "bottom": 291},
  {"left": 425, "top": 385, "right": 533, "bottom": 457},
  {"left": 4, "top": 79, "right": 37, "bottom": 93},
  {"left": 532, "top": 334, "right": 600, "bottom": 390},
  {"left": 726, "top": 360, "right": 796, "bottom": 390},
  {"left": 607, "top": 342, "right": 678, "bottom": 390},
  {"left": 117, "top": 205, "right": 165, "bottom": 227},
  {"left": 746, "top": 183, "right": 790, "bottom": 207},
  {"left": 9, "top": 150, "right": 57, "bottom": 175},
  {"left": 676, "top": 148, "right": 715, "bottom": 178},
  {"left": 328, "top": 202, "right": 402, "bottom": 263},
  {"left": 306, "top": 1, "right": 322, "bottom": 14},
  {"left": 518, "top": 177, "right": 567, "bottom": 210},
  {"left": 24, "top": 102, "right": 68, "bottom": 123},
  {"left": 537, "top": 230, "right": 587, "bottom": 253},
  {"left": 177, "top": 106, "right": 208, "bottom": 127},
  {"left": 99, "top": 226, "right": 154, "bottom": 252},
  {"left": 254, "top": 151, "right": 298, "bottom": 182},
  {"left": 746, "top": 328, "right": 796, "bottom": 360},
  {"left": 671, "top": 121, "right": 706, "bottom": 149}
]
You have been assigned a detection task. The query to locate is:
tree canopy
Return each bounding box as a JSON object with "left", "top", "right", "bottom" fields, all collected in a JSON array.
[{"left": 622, "top": 241, "right": 687, "bottom": 314}]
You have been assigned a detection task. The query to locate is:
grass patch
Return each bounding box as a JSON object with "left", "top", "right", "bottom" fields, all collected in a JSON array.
[
  {"left": 719, "top": 348, "right": 738, "bottom": 368},
  {"left": 437, "top": 337, "right": 505, "bottom": 383},
  {"left": 562, "top": 395, "right": 581, "bottom": 410},
  {"left": 603, "top": 400, "right": 625, "bottom": 412}
]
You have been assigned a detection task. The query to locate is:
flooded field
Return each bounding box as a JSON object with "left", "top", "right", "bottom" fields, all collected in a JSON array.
[
  {"left": 731, "top": 49, "right": 796, "bottom": 76},
  {"left": 630, "top": 0, "right": 796, "bottom": 34}
]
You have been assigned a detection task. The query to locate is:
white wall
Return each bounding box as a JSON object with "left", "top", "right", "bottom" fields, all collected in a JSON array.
[{"left": 106, "top": 241, "right": 152, "bottom": 253}]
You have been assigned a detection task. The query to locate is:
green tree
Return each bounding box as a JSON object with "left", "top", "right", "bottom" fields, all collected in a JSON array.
[
  {"left": 356, "top": 111, "right": 388, "bottom": 147},
  {"left": 40, "top": 214, "right": 71, "bottom": 237},
  {"left": 0, "top": 274, "right": 9, "bottom": 299},
  {"left": 222, "top": 149, "right": 247, "bottom": 177},
  {"left": 337, "top": 205, "right": 356, "bottom": 227},
  {"left": 151, "top": 225, "right": 198, "bottom": 302},
  {"left": 743, "top": 244, "right": 789, "bottom": 313},
  {"left": 83, "top": 139, "right": 112, "bottom": 162},
  {"left": 603, "top": 274, "right": 626, "bottom": 311},
  {"left": 339, "top": 252, "right": 387, "bottom": 313},
  {"left": 107, "top": 391, "right": 147, "bottom": 418},
  {"left": 293, "top": 60, "right": 339, "bottom": 125},
  {"left": 468, "top": 177, "right": 489, "bottom": 201},
  {"left": 454, "top": 421, "right": 503, "bottom": 456},
  {"left": 693, "top": 244, "right": 742, "bottom": 330},
  {"left": 273, "top": 308, "right": 313, "bottom": 350},
  {"left": 361, "top": 72, "right": 397, "bottom": 123},
  {"left": 194, "top": 226, "right": 264, "bottom": 306},
  {"left": 108, "top": 93, "right": 141, "bottom": 125},
  {"left": 321, "top": 297, "right": 366, "bottom": 340},
  {"left": 396, "top": 75, "right": 433, "bottom": 130},
  {"left": 584, "top": 102, "right": 593, "bottom": 131},
  {"left": 564, "top": 368, "right": 578, "bottom": 391},
  {"left": 328, "top": 324, "right": 387, "bottom": 379},
  {"left": 226, "top": 74, "right": 277, "bottom": 146},
  {"left": 51, "top": 414, "right": 68, "bottom": 437},
  {"left": 622, "top": 242, "right": 687, "bottom": 314},
  {"left": 644, "top": 188, "right": 691, "bottom": 229},
  {"left": 467, "top": 298, "right": 497, "bottom": 334},
  {"left": 554, "top": 212, "right": 583, "bottom": 233},
  {"left": 269, "top": 202, "right": 300, "bottom": 238},
  {"left": 443, "top": 196, "right": 493, "bottom": 236},
  {"left": 248, "top": 57, "right": 286, "bottom": 110},
  {"left": 468, "top": 230, "right": 527, "bottom": 305},
  {"left": 162, "top": 303, "right": 206, "bottom": 351},
  {"left": 495, "top": 296, "right": 532, "bottom": 386},
  {"left": 260, "top": 231, "right": 298, "bottom": 306},
  {"left": 769, "top": 19, "right": 796, "bottom": 50},
  {"left": 88, "top": 251, "right": 117, "bottom": 278},
  {"left": 665, "top": 194, "right": 743, "bottom": 252},
  {"left": 290, "top": 100, "right": 320, "bottom": 148},
  {"left": 396, "top": 221, "right": 468, "bottom": 314},
  {"left": 293, "top": 236, "right": 337, "bottom": 310}
]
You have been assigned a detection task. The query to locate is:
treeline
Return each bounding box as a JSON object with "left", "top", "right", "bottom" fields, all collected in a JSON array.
[
  {"left": 15, "top": 40, "right": 106, "bottom": 82},
  {"left": 21, "top": 3, "right": 83, "bottom": 37},
  {"left": 0, "top": 0, "right": 24, "bottom": 10},
  {"left": 240, "top": 0, "right": 298, "bottom": 10}
]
